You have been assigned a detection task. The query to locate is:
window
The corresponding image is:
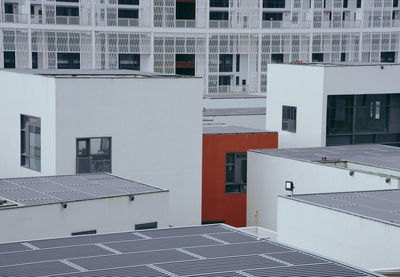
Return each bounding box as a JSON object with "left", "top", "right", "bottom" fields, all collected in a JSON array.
[
  {"left": 119, "top": 54, "right": 140, "bottom": 70},
  {"left": 57, "top": 53, "right": 80, "bottom": 69},
  {"left": 118, "top": 0, "right": 139, "bottom": 4},
  {"left": 282, "top": 106, "right": 297, "bottom": 133},
  {"left": 71, "top": 230, "right": 97, "bottom": 236},
  {"left": 271, "top": 53, "right": 284, "bottom": 63},
  {"left": 21, "top": 115, "right": 41, "bottom": 171},
  {"left": 394, "top": 0, "right": 398, "bottom": 8},
  {"left": 263, "top": 0, "right": 285, "bottom": 8},
  {"left": 341, "top": 52, "right": 346, "bottom": 62},
  {"left": 370, "top": 101, "right": 381, "bottom": 119},
  {"left": 219, "top": 75, "right": 231, "bottom": 86},
  {"left": 312, "top": 53, "right": 324, "bottom": 62},
  {"left": 357, "top": 0, "right": 362, "bottom": 8},
  {"left": 175, "top": 54, "right": 195, "bottom": 76},
  {"left": 225, "top": 153, "right": 247, "bottom": 193},
  {"left": 209, "top": 11, "right": 228, "bottom": 20},
  {"left": 118, "top": 9, "right": 138, "bottom": 18},
  {"left": 210, "top": 0, "right": 229, "bottom": 7},
  {"left": 4, "top": 51, "right": 15, "bottom": 68},
  {"left": 381, "top": 52, "right": 395, "bottom": 63},
  {"left": 76, "top": 137, "right": 111, "bottom": 173},
  {"left": 56, "top": 6, "right": 79, "bottom": 16},
  {"left": 176, "top": 1, "right": 195, "bottom": 20},
  {"left": 219, "top": 54, "right": 233, "bottom": 72},
  {"left": 236, "top": 54, "right": 240, "bottom": 72},
  {"left": 32, "top": 52, "right": 38, "bottom": 69},
  {"left": 343, "top": 0, "right": 348, "bottom": 8},
  {"left": 263, "top": 12, "right": 283, "bottom": 21},
  {"left": 135, "top": 222, "right": 158, "bottom": 230}
]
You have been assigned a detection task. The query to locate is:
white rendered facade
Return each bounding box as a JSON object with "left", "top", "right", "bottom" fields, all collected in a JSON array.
[
  {"left": 1, "top": 0, "right": 400, "bottom": 94},
  {"left": 0, "top": 70, "right": 203, "bottom": 227}
]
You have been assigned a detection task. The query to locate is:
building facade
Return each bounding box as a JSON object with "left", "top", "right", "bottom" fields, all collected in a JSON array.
[{"left": 1, "top": 0, "right": 400, "bottom": 94}]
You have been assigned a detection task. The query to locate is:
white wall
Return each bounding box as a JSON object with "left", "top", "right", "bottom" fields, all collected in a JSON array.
[
  {"left": 0, "top": 192, "right": 168, "bottom": 243},
  {"left": 246, "top": 151, "right": 399, "bottom": 231},
  {"left": 0, "top": 71, "right": 57, "bottom": 178},
  {"left": 278, "top": 197, "right": 400, "bottom": 271},
  {"left": 266, "top": 65, "right": 326, "bottom": 148},
  {"left": 206, "top": 114, "right": 266, "bottom": 130},
  {"left": 54, "top": 77, "right": 203, "bottom": 227}
]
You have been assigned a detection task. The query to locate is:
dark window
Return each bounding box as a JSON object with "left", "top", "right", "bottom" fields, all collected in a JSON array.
[
  {"left": 219, "top": 54, "right": 233, "bottom": 72},
  {"left": 71, "top": 230, "right": 97, "bottom": 236},
  {"left": 4, "top": 51, "right": 15, "bottom": 68},
  {"left": 56, "top": 6, "right": 79, "bottom": 16},
  {"left": 4, "top": 3, "right": 14, "bottom": 13},
  {"left": 219, "top": 75, "right": 231, "bottom": 86},
  {"left": 343, "top": 0, "right": 348, "bottom": 8},
  {"left": 226, "top": 153, "right": 247, "bottom": 193},
  {"left": 118, "top": 54, "right": 140, "bottom": 70},
  {"left": 263, "top": 12, "right": 283, "bottom": 21},
  {"left": 202, "top": 220, "right": 225, "bottom": 224},
  {"left": 176, "top": 1, "right": 195, "bottom": 20},
  {"left": 57, "top": 53, "right": 80, "bottom": 69},
  {"left": 135, "top": 222, "right": 158, "bottom": 230},
  {"left": 76, "top": 137, "right": 111, "bottom": 173},
  {"left": 341, "top": 52, "right": 346, "bottom": 62},
  {"left": 210, "top": 0, "right": 229, "bottom": 7},
  {"left": 271, "top": 53, "right": 284, "bottom": 63},
  {"left": 209, "top": 11, "right": 228, "bottom": 20},
  {"left": 282, "top": 106, "right": 297, "bottom": 133},
  {"left": 236, "top": 76, "right": 240, "bottom": 85},
  {"left": 56, "top": 0, "right": 79, "bottom": 2},
  {"left": 21, "top": 115, "right": 41, "bottom": 171},
  {"left": 263, "top": 0, "right": 285, "bottom": 8},
  {"left": 357, "top": 0, "right": 362, "bottom": 8},
  {"left": 394, "top": 0, "right": 398, "bottom": 8},
  {"left": 312, "top": 53, "right": 324, "bottom": 62},
  {"left": 32, "top": 52, "right": 38, "bottom": 69},
  {"left": 176, "top": 54, "right": 195, "bottom": 76},
  {"left": 236, "top": 54, "right": 240, "bottom": 72},
  {"left": 118, "top": 9, "right": 138, "bottom": 18},
  {"left": 381, "top": 52, "right": 395, "bottom": 63},
  {"left": 118, "top": 0, "right": 139, "bottom": 4}
]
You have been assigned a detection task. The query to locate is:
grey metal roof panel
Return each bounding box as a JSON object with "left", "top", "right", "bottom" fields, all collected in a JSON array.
[
  {"left": 0, "top": 173, "right": 164, "bottom": 208},
  {"left": 203, "top": 107, "right": 266, "bottom": 116},
  {"left": 0, "top": 224, "right": 382, "bottom": 277},
  {"left": 203, "top": 125, "right": 274, "bottom": 135},
  {"left": 283, "top": 189, "right": 400, "bottom": 227},
  {"left": 251, "top": 144, "right": 400, "bottom": 171}
]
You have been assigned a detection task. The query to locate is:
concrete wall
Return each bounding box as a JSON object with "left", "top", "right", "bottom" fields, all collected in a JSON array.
[
  {"left": 278, "top": 197, "right": 400, "bottom": 271},
  {"left": 266, "top": 65, "right": 326, "bottom": 148},
  {"left": 54, "top": 77, "right": 203, "bottom": 227},
  {"left": 246, "top": 151, "right": 399, "bottom": 231},
  {"left": 206, "top": 114, "right": 266, "bottom": 130},
  {"left": 0, "top": 191, "right": 169, "bottom": 243},
  {"left": 0, "top": 71, "right": 57, "bottom": 178}
]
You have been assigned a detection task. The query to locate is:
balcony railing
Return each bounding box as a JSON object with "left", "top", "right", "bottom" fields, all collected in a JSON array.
[
  {"left": 216, "top": 85, "right": 252, "bottom": 94},
  {"left": 56, "top": 16, "right": 80, "bottom": 25},
  {"left": 76, "top": 157, "right": 111, "bottom": 174},
  {"left": 209, "top": 20, "right": 229, "bottom": 28},
  {"left": 118, "top": 18, "right": 139, "bottom": 27},
  {"left": 1, "top": 13, "right": 28, "bottom": 23},
  {"left": 175, "top": 19, "right": 196, "bottom": 28},
  {"left": 314, "top": 20, "right": 361, "bottom": 29},
  {"left": 262, "top": 20, "right": 312, "bottom": 29}
]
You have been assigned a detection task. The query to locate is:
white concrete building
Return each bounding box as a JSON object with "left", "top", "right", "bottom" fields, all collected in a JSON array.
[
  {"left": 1, "top": 0, "right": 400, "bottom": 95},
  {"left": 247, "top": 144, "right": 400, "bottom": 231},
  {"left": 0, "top": 173, "right": 169, "bottom": 243},
  {"left": 0, "top": 69, "right": 203, "bottom": 227},
  {"left": 266, "top": 63, "right": 400, "bottom": 148},
  {"left": 203, "top": 107, "right": 267, "bottom": 130},
  {"left": 278, "top": 190, "right": 400, "bottom": 272}
]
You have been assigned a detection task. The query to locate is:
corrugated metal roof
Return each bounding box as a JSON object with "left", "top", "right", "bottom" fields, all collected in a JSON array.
[
  {"left": 0, "top": 173, "right": 164, "bottom": 207},
  {"left": 251, "top": 144, "right": 400, "bottom": 171},
  {"left": 0, "top": 224, "right": 381, "bottom": 277},
  {"left": 203, "top": 125, "right": 274, "bottom": 135},
  {"left": 282, "top": 190, "right": 400, "bottom": 227}
]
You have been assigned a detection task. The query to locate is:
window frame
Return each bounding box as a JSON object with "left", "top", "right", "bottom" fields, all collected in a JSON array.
[
  {"left": 225, "top": 152, "right": 247, "bottom": 194},
  {"left": 282, "top": 105, "right": 297, "bottom": 133},
  {"left": 20, "top": 114, "right": 41, "bottom": 172},
  {"left": 76, "top": 137, "right": 112, "bottom": 174}
]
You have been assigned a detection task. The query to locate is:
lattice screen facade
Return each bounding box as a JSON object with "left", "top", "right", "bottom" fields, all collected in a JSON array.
[{"left": 1, "top": 0, "right": 400, "bottom": 94}]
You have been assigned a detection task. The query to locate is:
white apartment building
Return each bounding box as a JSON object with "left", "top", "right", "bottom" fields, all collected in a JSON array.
[
  {"left": 0, "top": 69, "right": 203, "bottom": 227},
  {"left": 1, "top": 0, "right": 400, "bottom": 95}
]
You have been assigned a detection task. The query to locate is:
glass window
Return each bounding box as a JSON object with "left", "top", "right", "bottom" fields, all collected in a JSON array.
[
  {"left": 210, "top": 0, "right": 229, "bottom": 7},
  {"left": 21, "top": 114, "right": 41, "bottom": 171},
  {"left": 282, "top": 106, "right": 297, "bottom": 133},
  {"left": 219, "top": 54, "right": 233, "bottom": 72},
  {"left": 225, "top": 152, "right": 247, "bottom": 193},
  {"left": 263, "top": 0, "right": 285, "bottom": 8},
  {"left": 57, "top": 52, "right": 80, "bottom": 69},
  {"left": 119, "top": 54, "right": 140, "bottom": 70},
  {"left": 4, "top": 51, "right": 15, "bottom": 68},
  {"left": 76, "top": 137, "right": 111, "bottom": 173}
]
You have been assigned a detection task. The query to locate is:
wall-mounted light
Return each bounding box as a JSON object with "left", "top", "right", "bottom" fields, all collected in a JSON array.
[
  {"left": 129, "top": 195, "right": 135, "bottom": 201},
  {"left": 385, "top": 177, "right": 391, "bottom": 184},
  {"left": 349, "top": 170, "right": 355, "bottom": 176},
  {"left": 61, "top": 202, "right": 67, "bottom": 209},
  {"left": 285, "top": 181, "right": 295, "bottom": 196}
]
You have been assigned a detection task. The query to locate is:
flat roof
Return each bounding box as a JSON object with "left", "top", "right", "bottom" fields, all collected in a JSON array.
[
  {"left": 251, "top": 144, "right": 400, "bottom": 171},
  {"left": 281, "top": 190, "right": 400, "bottom": 228},
  {"left": 269, "top": 63, "right": 400, "bottom": 68},
  {"left": 0, "top": 173, "right": 164, "bottom": 208},
  {"left": 203, "top": 124, "right": 274, "bottom": 135},
  {"left": 0, "top": 69, "right": 197, "bottom": 79},
  {"left": 0, "top": 224, "right": 381, "bottom": 277},
  {"left": 203, "top": 107, "right": 266, "bottom": 117}
]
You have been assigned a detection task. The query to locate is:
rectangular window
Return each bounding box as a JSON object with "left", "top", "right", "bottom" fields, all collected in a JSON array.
[
  {"left": 312, "top": 53, "right": 324, "bottom": 62},
  {"left": 219, "top": 54, "right": 233, "bottom": 72},
  {"left": 225, "top": 153, "right": 247, "bottom": 193},
  {"left": 209, "top": 11, "right": 228, "bottom": 20},
  {"left": 341, "top": 52, "right": 346, "bottom": 62},
  {"left": 118, "top": 54, "right": 140, "bottom": 70},
  {"left": 394, "top": 0, "right": 398, "bottom": 8},
  {"left": 271, "top": 53, "right": 284, "bottom": 63},
  {"left": 56, "top": 6, "right": 79, "bottom": 16},
  {"left": 236, "top": 54, "right": 240, "bottom": 72},
  {"left": 57, "top": 52, "right": 80, "bottom": 69},
  {"left": 4, "top": 51, "right": 15, "bottom": 68},
  {"left": 263, "top": 12, "right": 283, "bottom": 21},
  {"left": 76, "top": 137, "right": 111, "bottom": 173},
  {"left": 118, "top": 0, "right": 139, "bottom": 4},
  {"left": 263, "top": 0, "right": 285, "bottom": 8},
  {"left": 381, "top": 52, "right": 395, "bottom": 63},
  {"left": 219, "top": 75, "right": 231, "bottom": 86},
  {"left": 71, "top": 230, "right": 97, "bottom": 236},
  {"left": 343, "top": 0, "right": 348, "bottom": 8},
  {"left": 282, "top": 106, "right": 297, "bottom": 133},
  {"left": 210, "top": 0, "right": 229, "bottom": 7},
  {"left": 135, "top": 222, "right": 158, "bottom": 230},
  {"left": 118, "top": 9, "right": 138, "bottom": 19},
  {"left": 32, "top": 52, "right": 38, "bottom": 69},
  {"left": 175, "top": 54, "right": 195, "bottom": 76},
  {"left": 176, "top": 1, "right": 195, "bottom": 20},
  {"left": 21, "top": 115, "right": 41, "bottom": 171},
  {"left": 357, "top": 0, "right": 362, "bottom": 8}
]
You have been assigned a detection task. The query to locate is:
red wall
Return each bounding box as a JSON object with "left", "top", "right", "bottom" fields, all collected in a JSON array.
[{"left": 202, "top": 132, "right": 278, "bottom": 227}]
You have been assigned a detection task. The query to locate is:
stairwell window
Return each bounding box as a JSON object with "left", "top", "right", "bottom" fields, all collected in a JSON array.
[
  {"left": 21, "top": 115, "right": 41, "bottom": 171},
  {"left": 282, "top": 106, "right": 297, "bottom": 133}
]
